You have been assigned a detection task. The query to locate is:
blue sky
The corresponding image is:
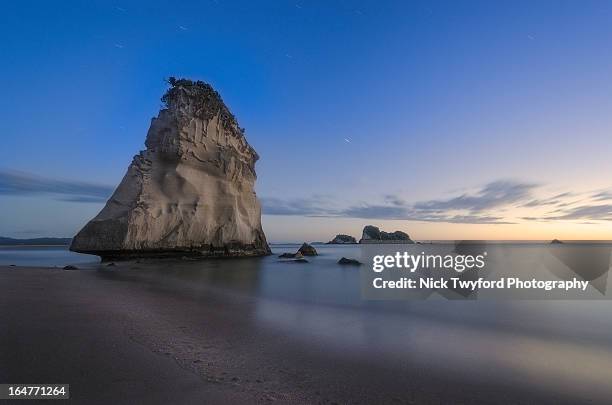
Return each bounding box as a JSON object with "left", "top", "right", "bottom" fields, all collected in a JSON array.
[{"left": 2, "top": 0, "right": 612, "bottom": 241}]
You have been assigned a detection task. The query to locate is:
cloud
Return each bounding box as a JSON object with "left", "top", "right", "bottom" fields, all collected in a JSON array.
[
  {"left": 261, "top": 180, "right": 612, "bottom": 224},
  {"left": 341, "top": 204, "right": 408, "bottom": 220},
  {"left": 413, "top": 180, "right": 537, "bottom": 212},
  {"left": 261, "top": 196, "right": 337, "bottom": 216},
  {"left": 263, "top": 181, "right": 530, "bottom": 224},
  {"left": 427, "top": 215, "right": 514, "bottom": 224},
  {"left": 591, "top": 191, "right": 612, "bottom": 202},
  {"left": 521, "top": 192, "right": 576, "bottom": 208},
  {"left": 544, "top": 204, "right": 612, "bottom": 221},
  {"left": 0, "top": 170, "right": 113, "bottom": 203},
  {"left": 338, "top": 204, "right": 513, "bottom": 224}
]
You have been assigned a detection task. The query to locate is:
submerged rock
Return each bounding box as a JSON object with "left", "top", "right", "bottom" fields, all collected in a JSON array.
[
  {"left": 327, "top": 234, "right": 357, "bottom": 244},
  {"left": 359, "top": 225, "right": 413, "bottom": 244},
  {"left": 279, "top": 252, "right": 304, "bottom": 259},
  {"left": 63, "top": 265, "right": 79, "bottom": 270},
  {"left": 70, "top": 78, "right": 271, "bottom": 260},
  {"left": 298, "top": 242, "right": 318, "bottom": 256},
  {"left": 338, "top": 257, "right": 361, "bottom": 265}
]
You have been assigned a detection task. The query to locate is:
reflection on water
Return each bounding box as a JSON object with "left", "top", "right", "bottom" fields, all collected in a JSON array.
[{"left": 6, "top": 243, "right": 612, "bottom": 402}]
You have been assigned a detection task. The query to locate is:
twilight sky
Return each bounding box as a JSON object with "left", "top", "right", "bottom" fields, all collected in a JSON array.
[{"left": 2, "top": 0, "right": 612, "bottom": 241}]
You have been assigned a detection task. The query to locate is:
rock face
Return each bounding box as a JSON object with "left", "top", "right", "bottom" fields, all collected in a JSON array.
[
  {"left": 327, "top": 234, "right": 357, "bottom": 244},
  {"left": 70, "top": 78, "right": 271, "bottom": 260},
  {"left": 298, "top": 242, "right": 318, "bottom": 256},
  {"left": 359, "top": 225, "right": 414, "bottom": 244}
]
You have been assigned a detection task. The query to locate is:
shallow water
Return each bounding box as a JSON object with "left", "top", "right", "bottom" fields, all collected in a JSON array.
[
  {"left": 4, "top": 243, "right": 612, "bottom": 402},
  {"left": 0, "top": 245, "right": 99, "bottom": 267}
]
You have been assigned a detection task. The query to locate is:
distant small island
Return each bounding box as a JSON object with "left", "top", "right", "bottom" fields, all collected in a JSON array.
[
  {"left": 359, "top": 225, "right": 414, "bottom": 244},
  {"left": 327, "top": 234, "right": 357, "bottom": 244},
  {"left": 0, "top": 237, "right": 72, "bottom": 246}
]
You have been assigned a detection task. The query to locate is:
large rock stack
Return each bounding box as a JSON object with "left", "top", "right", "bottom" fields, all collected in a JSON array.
[{"left": 71, "top": 78, "right": 271, "bottom": 260}]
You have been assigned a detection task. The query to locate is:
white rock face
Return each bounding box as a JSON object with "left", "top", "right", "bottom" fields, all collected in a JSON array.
[{"left": 70, "top": 78, "right": 271, "bottom": 260}]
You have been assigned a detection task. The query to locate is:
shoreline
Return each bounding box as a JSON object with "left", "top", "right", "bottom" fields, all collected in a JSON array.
[{"left": 0, "top": 265, "right": 602, "bottom": 404}]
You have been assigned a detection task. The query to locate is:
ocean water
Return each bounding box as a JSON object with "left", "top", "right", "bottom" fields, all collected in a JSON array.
[
  {"left": 0, "top": 245, "right": 100, "bottom": 267},
  {"left": 4, "top": 243, "right": 612, "bottom": 402}
]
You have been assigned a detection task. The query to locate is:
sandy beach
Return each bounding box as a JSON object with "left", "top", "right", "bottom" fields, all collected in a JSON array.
[{"left": 2, "top": 263, "right": 597, "bottom": 404}]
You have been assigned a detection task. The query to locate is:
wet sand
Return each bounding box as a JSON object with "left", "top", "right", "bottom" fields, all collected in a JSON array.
[{"left": 0, "top": 265, "right": 595, "bottom": 404}]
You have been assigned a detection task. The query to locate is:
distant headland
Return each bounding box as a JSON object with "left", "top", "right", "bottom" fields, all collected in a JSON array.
[{"left": 0, "top": 237, "right": 72, "bottom": 246}]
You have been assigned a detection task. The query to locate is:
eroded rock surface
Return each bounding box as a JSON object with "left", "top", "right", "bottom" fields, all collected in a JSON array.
[{"left": 70, "top": 78, "right": 271, "bottom": 260}]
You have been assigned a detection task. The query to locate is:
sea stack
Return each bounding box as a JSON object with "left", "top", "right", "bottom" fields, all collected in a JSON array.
[{"left": 70, "top": 78, "right": 271, "bottom": 260}]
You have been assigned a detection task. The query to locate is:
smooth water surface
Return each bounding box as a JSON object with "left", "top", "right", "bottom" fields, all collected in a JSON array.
[
  {"left": 5, "top": 243, "right": 612, "bottom": 402},
  {"left": 0, "top": 245, "right": 99, "bottom": 267}
]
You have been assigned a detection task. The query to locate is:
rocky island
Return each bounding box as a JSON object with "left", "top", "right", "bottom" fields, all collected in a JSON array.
[
  {"left": 359, "top": 225, "right": 414, "bottom": 244},
  {"left": 327, "top": 234, "right": 357, "bottom": 244},
  {"left": 70, "top": 78, "right": 271, "bottom": 260}
]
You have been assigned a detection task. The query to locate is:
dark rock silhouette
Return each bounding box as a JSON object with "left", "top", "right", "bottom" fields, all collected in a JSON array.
[
  {"left": 359, "top": 225, "right": 414, "bottom": 244},
  {"left": 279, "top": 252, "right": 304, "bottom": 259},
  {"left": 327, "top": 234, "right": 357, "bottom": 244},
  {"left": 298, "top": 243, "right": 318, "bottom": 256},
  {"left": 338, "top": 257, "right": 361, "bottom": 265}
]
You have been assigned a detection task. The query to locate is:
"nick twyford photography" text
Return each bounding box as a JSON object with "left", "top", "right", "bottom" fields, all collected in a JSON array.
[{"left": 372, "top": 277, "right": 589, "bottom": 291}]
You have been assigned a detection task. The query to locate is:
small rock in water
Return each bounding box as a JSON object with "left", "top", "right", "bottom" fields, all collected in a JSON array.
[
  {"left": 293, "top": 258, "right": 309, "bottom": 263},
  {"left": 279, "top": 252, "right": 304, "bottom": 259},
  {"left": 298, "top": 242, "right": 318, "bottom": 256},
  {"left": 63, "top": 265, "right": 79, "bottom": 270},
  {"left": 551, "top": 239, "right": 564, "bottom": 244},
  {"left": 338, "top": 257, "right": 362, "bottom": 265},
  {"left": 106, "top": 262, "right": 116, "bottom": 267}
]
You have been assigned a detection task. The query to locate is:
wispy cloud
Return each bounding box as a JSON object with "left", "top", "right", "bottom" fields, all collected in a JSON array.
[
  {"left": 261, "top": 196, "right": 337, "bottom": 216},
  {"left": 337, "top": 181, "right": 536, "bottom": 223},
  {"left": 414, "top": 181, "right": 537, "bottom": 212},
  {"left": 341, "top": 204, "right": 409, "bottom": 220},
  {"left": 591, "top": 190, "right": 612, "bottom": 202},
  {"left": 544, "top": 204, "right": 612, "bottom": 221},
  {"left": 263, "top": 180, "right": 534, "bottom": 224},
  {"left": 521, "top": 192, "right": 575, "bottom": 208},
  {"left": 0, "top": 170, "right": 113, "bottom": 203},
  {"left": 262, "top": 180, "right": 612, "bottom": 224},
  {"left": 521, "top": 189, "right": 612, "bottom": 222}
]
